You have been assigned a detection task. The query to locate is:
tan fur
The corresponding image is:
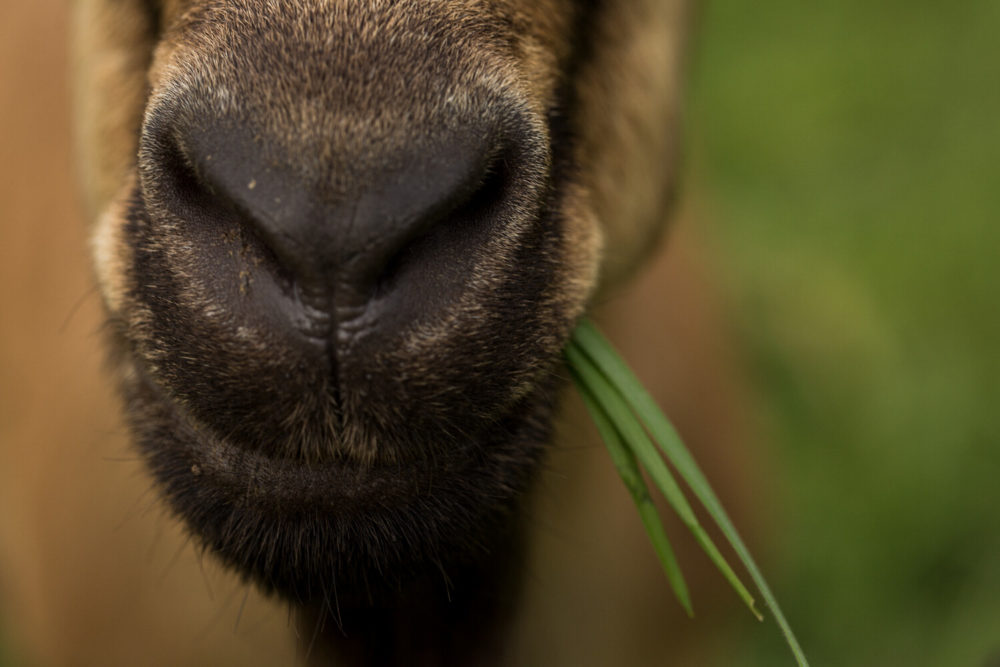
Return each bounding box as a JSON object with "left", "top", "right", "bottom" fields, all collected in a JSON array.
[
  {"left": 578, "top": 0, "right": 691, "bottom": 286},
  {"left": 0, "top": 1, "right": 758, "bottom": 664}
]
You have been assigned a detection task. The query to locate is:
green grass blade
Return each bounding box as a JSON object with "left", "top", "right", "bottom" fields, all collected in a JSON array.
[
  {"left": 570, "top": 365, "right": 694, "bottom": 616},
  {"left": 565, "top": 342, "right": 759, "bottom": 619},
  {"left": 572, "top": 319, "right": 809, "bottom": 666}
]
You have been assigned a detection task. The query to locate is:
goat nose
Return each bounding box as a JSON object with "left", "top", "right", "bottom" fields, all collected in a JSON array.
[{"left": 149, "top": 116, "right": 505, "bottom": 330}]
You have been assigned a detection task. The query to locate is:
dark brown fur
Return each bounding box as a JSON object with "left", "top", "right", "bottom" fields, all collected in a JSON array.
[{"left": 3, "top": 0, "right": 758, "bottom": 664}]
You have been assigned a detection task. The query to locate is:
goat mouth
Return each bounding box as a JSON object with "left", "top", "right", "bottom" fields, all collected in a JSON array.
[{"left": 119, "top": 355, "right": 556, "bottom": 602}]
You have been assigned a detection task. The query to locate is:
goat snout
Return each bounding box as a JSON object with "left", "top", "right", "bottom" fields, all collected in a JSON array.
[{"left": 139, "top": 100, "right": 546, "bottom": 347}]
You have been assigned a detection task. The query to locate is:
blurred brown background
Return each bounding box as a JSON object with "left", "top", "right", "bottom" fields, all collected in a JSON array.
[{"left": 0, "top": 2, "right": 298, "bottom": 664}]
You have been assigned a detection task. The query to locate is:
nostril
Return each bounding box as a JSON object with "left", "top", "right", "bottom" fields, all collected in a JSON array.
[
  {"left": 372, "top": 152, "right": 511, "bottom": 302},
  {"left": 141, "top": 120, "right": 298, "bottom": 291},
  {"left": 142, "top": 125, "right": 211, "bottom": 220}
]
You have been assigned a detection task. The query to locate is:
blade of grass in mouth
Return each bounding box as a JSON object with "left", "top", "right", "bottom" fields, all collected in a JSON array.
[
  {"left": 565, "top": 341, "right": 758, "bottom": 618},
  {"left": 566, "top": 319, "right": 809, "bottom": 667},
  {"left": 570, "top": 363, "right": 693, "bottom": 616}
]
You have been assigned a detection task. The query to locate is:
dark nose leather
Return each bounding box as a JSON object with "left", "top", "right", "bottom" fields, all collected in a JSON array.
[
  {"left": 140, "top": 110, "right": 510, "bottom": 345},
  {"left": 187, "top": 121, "right": 498, "bottom": 308}
]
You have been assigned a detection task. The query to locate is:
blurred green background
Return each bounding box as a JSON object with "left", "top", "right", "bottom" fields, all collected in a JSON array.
[{"left": 686, "top": 0, "right": 1000, "bottom": 664}]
